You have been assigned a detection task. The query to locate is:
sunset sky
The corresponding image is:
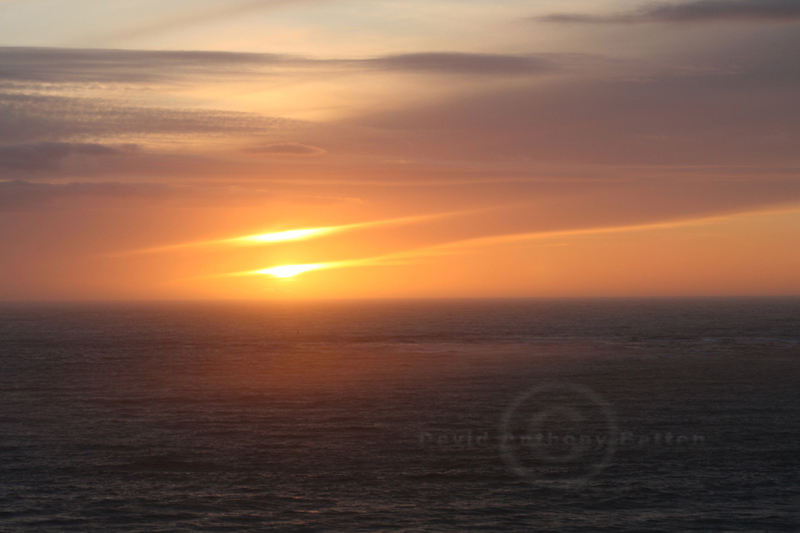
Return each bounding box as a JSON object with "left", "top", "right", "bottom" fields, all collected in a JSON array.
[{"left": 1, "top": 0, "right": 798, "bottom": 299}]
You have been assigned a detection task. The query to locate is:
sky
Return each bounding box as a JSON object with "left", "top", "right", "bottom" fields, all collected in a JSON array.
[{"left": 0, "top": 0, "right": 798, "bottom": 300}]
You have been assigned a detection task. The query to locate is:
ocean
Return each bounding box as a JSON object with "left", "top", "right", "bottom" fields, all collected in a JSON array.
[{"left": 1, "top": 298, "right": 798, "bottom": 531}]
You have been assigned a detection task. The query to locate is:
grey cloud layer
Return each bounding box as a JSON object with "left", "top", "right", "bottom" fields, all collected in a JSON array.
[
  {"left": 365, "top": 53, "right": 560, "bottom": 75},
  {"left": 0, "top": 47, "right": 573, "bottom": 85},
  {"left": 355, "top": 60, "right": 800, "bottom": 166},
  {"left": 540, "top": 0, "right": 800, "bottom": 24},
  {"left": 0, "top": 93, "right": 298, "bottom": 144},
  {"left": 0, "top": 47, "right": 289, "bottom": 84},
  {"left": 0, "top": 142, "right": 135, "bottom": 171},
  {"left": 0, "top": 47, "right": 577, "bottom": 155},
  {"left": 352, "top": 26, "right": 800, "bottom": 166},
  {"left": 243, "top": 142, "right": 326, "bottom": 155},
  {"left": 0, "top": 179, "right": 359, "bottom": 211},
  {"left": 0, "top": 179, "right": 172, "bottom": 209},
  {"left": 2, "top": 27, "right": 798, "bottom": 177}
]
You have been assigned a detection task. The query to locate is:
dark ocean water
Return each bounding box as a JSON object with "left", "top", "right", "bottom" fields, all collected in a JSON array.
[{"left": 0, "top": 298, "right": 799, "bottom": 532}]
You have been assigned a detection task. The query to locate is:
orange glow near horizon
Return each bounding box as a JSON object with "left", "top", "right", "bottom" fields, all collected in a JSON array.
[
  {"left": 176, "top": 204, "right": 800, "bottom": 299},
  {"left": 233, "top": 205, "right": 800, "bottom": 276},
  {"left": 5, "top": 192, "right": 800, "bottom": 300}
]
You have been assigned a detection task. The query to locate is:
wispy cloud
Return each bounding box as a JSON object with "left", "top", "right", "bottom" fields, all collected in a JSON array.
[
  {"left": 89, "top": 0, "right": 323, "bottom": 46},
  {"left": 0, "top": 142, "right": 136, "bottom": 171},
  {"left": 0, "top": 179, "right": 171, "bottom": 210},
  {"left": 243, "top": 142, "right": 326, "bottom": 156},
  {"left": 364, "top": 52, "right": 562, "bottom": 76},
  {"left": 0, "top": 92, "right": 299, "bottom": 144},
  {"left": 538, "top": 0, "right": 800, "bottom": 24},
  {"left": 356, "top": 41, "right": 800, "bottom": 166},
  {"left": 0, "top": 47, "right": 578, "bottom": 86},
  {"left": 0, "top": 47, "right": 291, "bottom": 84}
]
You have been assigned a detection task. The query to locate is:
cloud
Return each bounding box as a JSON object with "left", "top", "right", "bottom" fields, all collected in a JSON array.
[
  {"left": 0, "top": 93, "right": 300, "bottom": 144},
  {"left": 91, "top": 0, "right": 322, "bottom": 45},
  {"left": 0, "top": 47, "right": 290, "bottom": 84},
  {"left": 0, "top": 47, "right": 578, "bottom": 86},
  {"left": 0, "top": 142, "right": 135, "bottom": 171},
  {"left": 364, "top": 53, "right": 561, "bottom": 76},
  {"left": 0, "top": 180, "right": 172, "bottom": 210},
  {"left": 539, "top": 0, "right": 800, "bottom": 24},
  {"left": 0, "top": 180, "right": 364, "bottom": 211},
  {"left": 243, "top": 142, "right": 326, "bottom": 156},
  {"left": 357, "top": 73, "right": 800, "bottom": 165},
  {"left": 353, "top": 29, "right": 800, "bottom": 168}
]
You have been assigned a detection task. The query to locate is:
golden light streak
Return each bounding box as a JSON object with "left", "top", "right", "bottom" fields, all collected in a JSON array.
[
  {"left": 115, "top": 207, "right": 493, "bottom": 257},
  {"left": 410, "top": 205, "right": 800, "bottom": 254},
  {"left": 231, "top": 207, "right": 495, "bottom": 246},
  {"left": 114, "top": 226, "right": 335, "bottom": 256},
  {"left": 232, "top": 205, "right": 800, "bottom": 280}
]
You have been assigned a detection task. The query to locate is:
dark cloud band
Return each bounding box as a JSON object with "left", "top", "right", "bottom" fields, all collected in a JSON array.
[
  {"left": 0, "top": 179, "right": 171, "bottom": 209},
  {"left": 243, "top": 142, "right": 326, "bottom": 155},
  {"left": 0, "top": 142, "right": 135, "bottom": 171},
  {"left": 0, "top": 47, "right": 575, "bottom": 85},
  {"left": 539, "top": 0, "right": 800, "bottom": 24},
  {"left": 364, "top": 53, "right": 559, "bottom": 75}
]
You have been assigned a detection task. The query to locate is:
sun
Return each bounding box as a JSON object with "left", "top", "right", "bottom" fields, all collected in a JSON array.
[
  {"left": 255, "top": 264, "right": 323, "bottom": 278},
  {"left": 234, "top": 228, "right": 335, "bottom": 244}
]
